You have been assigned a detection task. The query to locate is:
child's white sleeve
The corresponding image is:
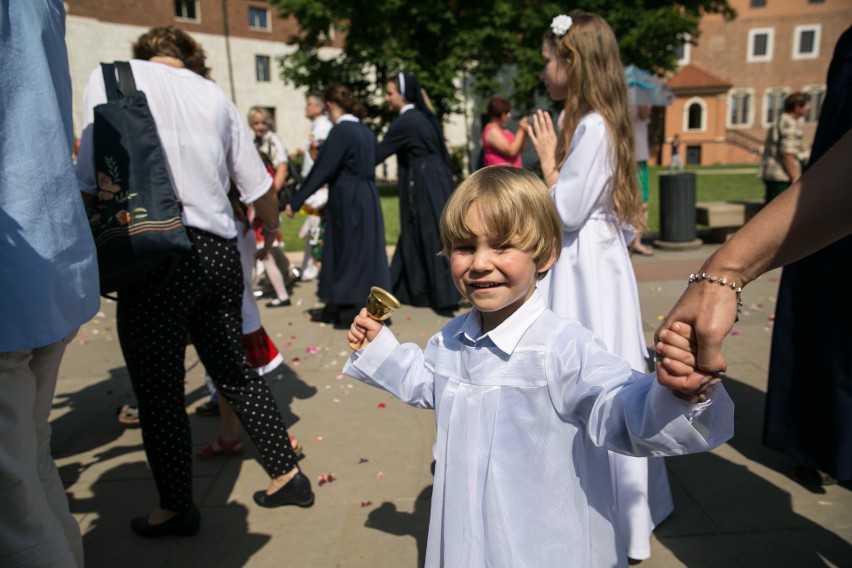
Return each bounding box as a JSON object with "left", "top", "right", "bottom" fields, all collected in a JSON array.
[
  {"left": 603, "top": 376, "right": 735, "bottom": 457},
  {"left": 343, "top": 326, "right": 437, "bottom": 409},
  {"left": 546, "top": 325, "right": 734, "bottom": 457}
]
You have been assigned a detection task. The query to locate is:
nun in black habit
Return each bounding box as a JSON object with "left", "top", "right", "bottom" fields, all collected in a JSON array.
[
  {"left": 377, "top": 72, "right": 461, "bottom": 312},
  {"left": 286, "top": 84, "right": 391, "bottom": 326}
]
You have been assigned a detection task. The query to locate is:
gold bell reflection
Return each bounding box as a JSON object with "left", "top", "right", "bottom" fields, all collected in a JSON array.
[{"left": 348, "top": 286, "right": 401, "bottom": 350}]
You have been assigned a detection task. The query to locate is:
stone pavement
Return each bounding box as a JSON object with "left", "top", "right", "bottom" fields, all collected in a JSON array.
[{"left": 52, "top": 243, "right": 852, "bottom": 568}]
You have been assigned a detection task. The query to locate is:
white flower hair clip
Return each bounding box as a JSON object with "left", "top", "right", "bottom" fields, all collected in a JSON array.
[{"left": 550, "top": 14, "right": 573, "bottom": 38}]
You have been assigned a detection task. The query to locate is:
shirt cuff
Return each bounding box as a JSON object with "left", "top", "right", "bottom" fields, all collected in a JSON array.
[
  {"left": 346, "top": 325, "right": 399, "bottom": 377},
  {"left": 648, "top": 380, "right": 716, "bottom": 425}
]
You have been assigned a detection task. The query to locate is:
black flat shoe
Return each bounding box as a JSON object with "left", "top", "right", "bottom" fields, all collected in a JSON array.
[
  {"left": 266, "top": 298, "right": 292, "bottom": 308},
  {"left": 130, "top": 504, "right": 200, "bottom": 538},
  {"left": 253, "top": 471, "right": 315, "bottom": 509},
  {"left": 308, "top": 306, "right": 338, "bottom": 323}
]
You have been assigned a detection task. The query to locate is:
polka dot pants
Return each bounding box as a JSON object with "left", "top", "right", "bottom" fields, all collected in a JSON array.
[{"left": 116, "top": 228, "right": 297, "bottom": 512}]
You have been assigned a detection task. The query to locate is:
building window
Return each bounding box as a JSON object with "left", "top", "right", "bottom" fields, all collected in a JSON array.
[
  {"left": 682, "top": 97, "right": 706, "bottom": 132},
  {"left": 674, "top": 34, "right": 691, "bottom": 66},
  {"left": 803, "top": 86, "right": 826, "bottom": 124},
  {"left": 174, "top": 0, "right": 198, "bottom": 21},
  {"left": 729, "top": 90, "right": 753, "bottom": 127},
  {"left": 750, "top": 0, "right": 766, "bottom": 7},
  {"left": 687, "top": 104, "right": 702, "bottom": 130},
  {"left": 747, "top": 28, "right": 774, "bottom": 62},
  {"left": 249, "top": 6, "right": 270, "bottom": 30},
  {"left": 255, "top": 55, "right": 271, "bottom": 82},
  {"left": 793, "top": 25, "right": 821, "bottom": 60},
  {"left": 764, "top": 88, "right": 788, "bottom": 125}
]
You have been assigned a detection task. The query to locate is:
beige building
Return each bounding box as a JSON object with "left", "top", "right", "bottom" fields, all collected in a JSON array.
[
  {"left": 659, "top": 0, "right": 851, "bottom": 166},
  {"left": 65, "top": 0, "right": 479, "bottom": 177}
]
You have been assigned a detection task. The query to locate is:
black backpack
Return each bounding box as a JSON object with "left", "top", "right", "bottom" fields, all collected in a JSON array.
[{"left": 87, "top": 61, "right": 192, "bottom": 299}]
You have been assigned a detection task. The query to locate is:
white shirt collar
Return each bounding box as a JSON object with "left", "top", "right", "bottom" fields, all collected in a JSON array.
[
  {"left": 399, "top": 103, "right": 415, "bottom": 115},
  {"left": 456, "top": 290, "right": 547, "bottom": 355},
  {"left": 336, "top": 113, "right": 359, "bottom": 124}
]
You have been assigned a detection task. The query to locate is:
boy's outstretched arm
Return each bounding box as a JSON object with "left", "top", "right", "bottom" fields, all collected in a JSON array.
[
  {"left": 655, "top": 321, "right": 721, "bottom": 403},
  {"left": 347, "top": 308, "right": 384, "bottom": 349}
]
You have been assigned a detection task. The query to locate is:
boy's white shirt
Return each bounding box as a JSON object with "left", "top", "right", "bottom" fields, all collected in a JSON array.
[{"left": 344, "top": 290, "right": 734, "bottom": 568}]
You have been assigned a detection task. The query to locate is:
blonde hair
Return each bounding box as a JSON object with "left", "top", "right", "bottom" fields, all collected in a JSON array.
[
  {"left": 133, "top": 26, "right": 210, "bottom": 78},
  {"left": 440, "top": 166, "right": 561, "bottom": 279},
  {"left": 545, "top": 11, "right": 642, "bottom": 230},
  {"left": 248, "top": 106, "right": 274, "bottom": 129}
]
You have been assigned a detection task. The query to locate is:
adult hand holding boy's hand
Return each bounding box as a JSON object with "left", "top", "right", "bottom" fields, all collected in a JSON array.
[
  {"left": 655, "top": 322, "right": 721, "bottom": 403},
  {"left": 348, "top": 308, "right": 384, "bottom": 349}
]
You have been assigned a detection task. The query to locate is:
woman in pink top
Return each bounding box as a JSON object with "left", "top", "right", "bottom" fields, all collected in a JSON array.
[{"left": 481, "top": 97, "right": 528, "bottom": 167}]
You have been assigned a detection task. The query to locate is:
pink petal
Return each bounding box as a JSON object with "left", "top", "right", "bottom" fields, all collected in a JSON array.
[{"left": 377, "top": 402, "right": 386, "bottom": 409}]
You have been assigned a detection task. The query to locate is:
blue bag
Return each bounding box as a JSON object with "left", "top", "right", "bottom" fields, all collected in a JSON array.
[{"left": 88, "top": 61, "right": 192, "bottom": 299}]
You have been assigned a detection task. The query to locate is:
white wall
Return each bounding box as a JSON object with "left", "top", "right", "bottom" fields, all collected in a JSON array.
[{"left": 66, "top": 15, "right": 475, "bottom": 180}]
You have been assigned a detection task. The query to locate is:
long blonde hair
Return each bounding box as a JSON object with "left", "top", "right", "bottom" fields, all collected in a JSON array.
[{"left": 546, "top": 11, "right": 642, "bottom": 230}]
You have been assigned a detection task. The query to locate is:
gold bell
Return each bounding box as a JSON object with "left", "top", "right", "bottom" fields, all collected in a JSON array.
[{"left": 348, "top": 286, "right": 401, "bottom": 350}]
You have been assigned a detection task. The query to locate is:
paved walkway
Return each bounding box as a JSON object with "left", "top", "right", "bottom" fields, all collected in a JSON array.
[{"left": 53, "top": 243, "right": 851, "bottom": 567}]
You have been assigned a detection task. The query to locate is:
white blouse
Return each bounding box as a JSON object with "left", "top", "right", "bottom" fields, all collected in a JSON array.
[
  {"left": 344, "top": 291, "right": 734, "bottom": 567},
  {"left": 76, "top": 60, "right": 271, "bottom": 240}
]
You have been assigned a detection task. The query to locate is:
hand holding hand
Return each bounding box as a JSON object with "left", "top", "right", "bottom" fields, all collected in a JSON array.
[
  {"left": 655, "top": 322, "right": 722, "bottom": 403},
  {"left": 654, "top": 274, "right": 737, "bottom": 376},
  {"left": 284, "top": 203, "right": 294, "bottom": 218},
  {"left": 347, "top": 308, "right": 384, "bottom": 350}
]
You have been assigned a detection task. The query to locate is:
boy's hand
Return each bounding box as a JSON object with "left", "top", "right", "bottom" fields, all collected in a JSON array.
[
  {"left": 347, "top": 308, "right": 384, "bottom": 350},
  {"left": 655, "top": 322, "right": 722, "bottom": 403}
]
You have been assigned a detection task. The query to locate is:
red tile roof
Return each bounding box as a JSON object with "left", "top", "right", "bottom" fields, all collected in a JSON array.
[{"left": 668, "top": 64, "right": 732, "bottom": 92}]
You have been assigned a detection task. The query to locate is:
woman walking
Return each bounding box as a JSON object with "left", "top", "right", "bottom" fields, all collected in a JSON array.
[
  {"left": 376, "top": 72, "right": 460, "bottom": 312},
  {"left": 284, "top": 84, "right": 390, "bottom": 326}
]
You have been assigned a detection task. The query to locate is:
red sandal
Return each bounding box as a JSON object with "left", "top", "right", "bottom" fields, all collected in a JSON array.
[{"left": 197, "top": 436, "right": 243, "bottom": 460}]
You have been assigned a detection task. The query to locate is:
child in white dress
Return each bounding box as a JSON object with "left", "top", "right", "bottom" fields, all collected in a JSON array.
[
  {"left": 527, "top": 11, "right": 674, "bottom": 560},
  {"left": 344, "top": 166, "right": 733, "bottom": 567}
]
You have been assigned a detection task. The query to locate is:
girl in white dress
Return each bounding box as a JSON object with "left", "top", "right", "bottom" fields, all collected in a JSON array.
[{"left": 527, "top": 11, "right": 674, "bottom": 562}]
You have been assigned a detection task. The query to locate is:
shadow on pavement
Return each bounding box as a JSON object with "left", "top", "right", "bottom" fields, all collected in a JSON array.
[
  {"left": 365, "top": 484, "right": 433, "bottom": 568},
  {"left": 658, "top": 373, "right": 852, "bottom": 566}
]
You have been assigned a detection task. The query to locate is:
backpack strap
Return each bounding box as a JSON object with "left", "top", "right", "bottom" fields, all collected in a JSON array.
[
  {"left": 100, "top": 61, "right": 137, "bottom": 101},
  {"left": 115, "top": 61, "right": 138, "bottom": 96},
  {"left": 101, "top": 63, "right": 120, "bottom": 101}
]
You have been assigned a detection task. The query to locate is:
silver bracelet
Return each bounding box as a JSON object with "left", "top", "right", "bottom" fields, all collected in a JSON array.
[
  {"left": 261, "top": 223, "right": 280, "bottom": 236},
  {"left": 687, "top": 272, "right": 743, "bottom": 317}
]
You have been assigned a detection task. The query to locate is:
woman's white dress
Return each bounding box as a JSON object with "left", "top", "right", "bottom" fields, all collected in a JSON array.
[{"left": 538, "top": 111, "right": 674, "bottom": 560}]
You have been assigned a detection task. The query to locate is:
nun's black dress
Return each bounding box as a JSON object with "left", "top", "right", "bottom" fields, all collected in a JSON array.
[
  {"left": 377, "top": 108, "right": 460, "bottom": 311},
  {"left": 291, "top": 119, "right": 390, "bottom": 309}
]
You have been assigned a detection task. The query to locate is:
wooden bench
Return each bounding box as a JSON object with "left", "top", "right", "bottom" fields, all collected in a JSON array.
[{"left": 695, "top": 200, "right": 764, "bottom": 241}]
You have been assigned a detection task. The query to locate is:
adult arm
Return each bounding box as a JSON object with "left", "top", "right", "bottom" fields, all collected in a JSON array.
[
  {"left": 655, "top": 129, "right": 852, "bottom": 375},
  {"left": 780, "top": 152, "right": 799, "bottom": 181},
  {"left": 268, "top": 133, "right": 289, "bottom": 192},
  {"left": 375, "top": 115, "right": 408, "bottom": 163},
  {"left": 289, "top": 125, "right": 345, "bottom": 212},
  {"left": 483, "top": 119, "right": 528, "bottom": 158}
]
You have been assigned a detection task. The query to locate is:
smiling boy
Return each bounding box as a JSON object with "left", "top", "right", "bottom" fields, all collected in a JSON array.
[{"left": 344, "top": 166, "right": 733, "bottom": 567}]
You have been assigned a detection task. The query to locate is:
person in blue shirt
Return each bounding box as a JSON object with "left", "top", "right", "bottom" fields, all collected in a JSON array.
[{"left": 0, "top": 2, "right": 99, "bottom": 566}]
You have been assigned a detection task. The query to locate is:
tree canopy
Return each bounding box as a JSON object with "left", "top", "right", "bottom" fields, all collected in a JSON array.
[{"left": 271, "top": 0, "right": 735, "bottom": 130}]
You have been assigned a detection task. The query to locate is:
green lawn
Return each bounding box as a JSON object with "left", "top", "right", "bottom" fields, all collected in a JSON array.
[
  {"left": 278, "top": 183, "right": 399, "bottom": 253},
  {"left": 647, "top": 166, "right": 762, "bottom": 232},
  {"left": 277, "top": 168, "right": 763, "bottom": 251}
]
